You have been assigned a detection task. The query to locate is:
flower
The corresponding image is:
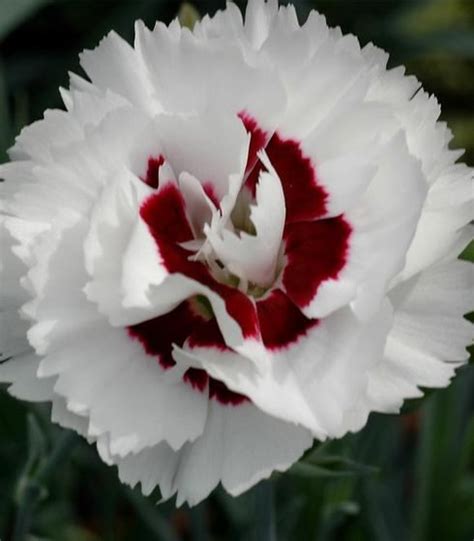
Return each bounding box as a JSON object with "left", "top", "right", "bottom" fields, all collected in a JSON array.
[{"left": 0, "top": 0, "right": 472, "bottom": 506}]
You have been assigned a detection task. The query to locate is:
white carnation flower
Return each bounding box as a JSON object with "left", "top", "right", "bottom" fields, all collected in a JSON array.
[{"left": 1, "top": 0, "right": 472, "bottom": 506}]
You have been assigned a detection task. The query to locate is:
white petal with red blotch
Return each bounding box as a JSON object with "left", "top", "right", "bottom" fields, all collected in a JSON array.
[
  {"left": 281, "top": 133, "right": 426, "bottom": 321},
  {"left": 173, "top": 295, "right": 393, "bottom": 438},
  {"left": 116, "top": 400, "right": 312, "bottom": 506}
]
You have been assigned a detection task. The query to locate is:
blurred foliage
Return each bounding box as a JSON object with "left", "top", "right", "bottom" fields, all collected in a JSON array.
[{"left": 0, "top": 0, "right": 473, "bottom": 540}]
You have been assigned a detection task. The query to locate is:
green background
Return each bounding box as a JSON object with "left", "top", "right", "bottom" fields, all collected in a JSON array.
[{"left": 0, "top": 0, "right": 473, "bottom": 540}]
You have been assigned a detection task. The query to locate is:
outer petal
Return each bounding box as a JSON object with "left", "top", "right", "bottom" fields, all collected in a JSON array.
[
  {"left": 45, "top": 322, "right": 209, "bottom": 455},
  {"left": 22, "top": 218, "right": 209, "bottom": 453},
  {"left": 134, "top": 18, "right": 286, "bottom": 128},
  {"left": 80, "top": 30, "right": 157, "bottom": 114},
  {"left": 397, "top": 163, "right": 473, "bottom": 282},
  {"left": 345, "top": 259, "right": 473, "bottom": 432},
  {"left": 116, "top": 400, "right": 312, "bottom": 506}
]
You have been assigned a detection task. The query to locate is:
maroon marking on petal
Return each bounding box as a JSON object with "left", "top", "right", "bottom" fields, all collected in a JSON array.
[
  {"left": 257, "top": 289, "right": 318, "bottom": 349},
  {"left": 129, "top": 302, "right": 247, "bottom": 405},
  {"left": 183, "top": 367, "right": 208, "bottom": 392},
  {"left": 210, "top": 378, "right": 248, "bottom": 406},
  {"left": 140, "top": 182, "right": 194, "bottom": 248},
  {"left": 141, "top": 155, "right": 165, "bottom": 188},
  {"left": 184, "top": 367, "right": 248, "bottom": 406},
  {"left": 202, "top": 182, "right": 220, "bottom": 209},
  {"left": 128, "top": 301, "right": 202, "bottom": 369},
  {"left": 214, "top": 286, "right": 259, "bottom": 340},
  {"left": 239, "top": 112, "right": 268, "bottom": 187},
  {"left": 141, "top": 189, "right": 260, "bottom": 341},
  {"left": 265, "top": 134, "right": 328, "bottom": 222},
  {"left": 128, "top": 298, "right": 246, "bottom": 404},
  {"left": 185, "top": 318, "right": 249, "bottom": 405},
  {"left": 187, "top": 317, "right": 231, "bottom": 351},
  {"left": 238, "top": 116, "right": 328, "bottom": 221},
  {"left": 282, "top": 217, "right": 352, "bottom": 308}
]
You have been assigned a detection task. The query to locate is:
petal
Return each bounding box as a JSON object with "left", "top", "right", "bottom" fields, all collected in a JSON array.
[
  {"left": 174, "top": 300, "right": 393, "bottom": 438},
  {"left": 116, "top": 400, "right": 312, "bottom": 506},
  {"left": 153, "top": 112, "right": 250, "bottom": 205},
  {"left": 397, "top": 163, "right": 474, "bottom": 282},
  {"left": 48, "top": 322, "right": 208, "bottom": 454},
  {"left": 80, "top": 31, "right": 157, "bottom": 114},
  {"left": 173, "top": 401, "right": 312, "bottom": 506},
  {"left": 288, "top": 133, "right": 426, "bottom": 320},
  {"left": 360, "top": 259, "right": 473, "bottom": 420},
  {"left": 254, "top": 132, "right": 328, "bottom": 222},
  {"left": 134, "top": 19, "right": 286, "bottom": 127},
  {"left": 206, "top": 169, "right": 285, "bottom": 287}
]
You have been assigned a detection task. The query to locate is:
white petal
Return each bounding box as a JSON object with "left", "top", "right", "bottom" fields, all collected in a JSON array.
[
  {"left": 350, "top": 259, "right": 473, "bottom": 425},
  {"left": 397, "top": 164, "right": 473, "bottom": 282},
  {"left": 153, "top": 112, "right": 249, "bottom": 203},
  {"left": 117, "top": 400, "right": 312, "bottom": 506},
  {"left": 206, "top": 169, "right": 285, "bottom": 287},
  {"left": 48, "top": 323, "right": 208, "bottom": 454},
  {"left": 134, "top": 19, "right": 286, "bottom": 128},
  {"left": 80, "top": 31, "right": 157, "bottom": 114}
]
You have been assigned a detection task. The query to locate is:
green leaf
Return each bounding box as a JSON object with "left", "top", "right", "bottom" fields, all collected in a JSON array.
[{"left": 0, "top": 0, "right": 51, "bottom": 41}]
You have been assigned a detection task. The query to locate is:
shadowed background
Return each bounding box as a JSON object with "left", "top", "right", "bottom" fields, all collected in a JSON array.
[{"left": 0, "top": 1, "right": 473, "bottom": 540}]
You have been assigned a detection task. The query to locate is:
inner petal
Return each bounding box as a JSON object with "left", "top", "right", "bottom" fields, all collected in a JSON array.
[{"left": 205, "top": 167, "right": 286, "bottom": 289}]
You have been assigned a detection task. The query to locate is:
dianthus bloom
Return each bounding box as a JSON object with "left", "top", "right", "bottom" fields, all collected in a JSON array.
[{"left": 0, "top": 0, "right": 472, "bottom": 506}]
